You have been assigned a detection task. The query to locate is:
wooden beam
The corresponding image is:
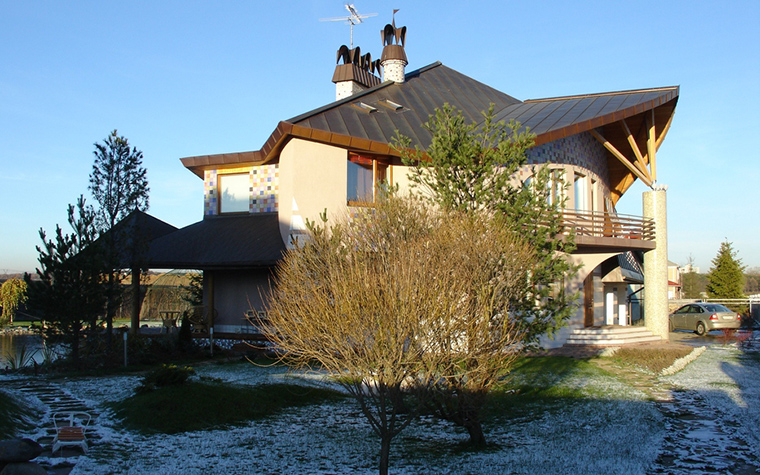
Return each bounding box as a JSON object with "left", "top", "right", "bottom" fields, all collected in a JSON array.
[
  {"left": 647, "top": 109, "right": 657, "bottom": 182},
  {"left": 621, "top": 119, "right": 653, "bottom": 183},
  {"left": 655, "top": 109, "right": 675, "bottom": 151},
  {"left": 590, "top": 129, "right": 653, "bottom": 187}
]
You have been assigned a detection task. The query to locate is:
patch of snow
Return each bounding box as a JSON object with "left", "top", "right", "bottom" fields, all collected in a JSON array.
[{"left": 660, "top": 346, "right": 706, "bottom": 376}]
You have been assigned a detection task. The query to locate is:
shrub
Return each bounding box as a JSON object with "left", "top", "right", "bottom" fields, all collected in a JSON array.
[{"left": 136, "top": 364, "right": 195, "bottom": 393}]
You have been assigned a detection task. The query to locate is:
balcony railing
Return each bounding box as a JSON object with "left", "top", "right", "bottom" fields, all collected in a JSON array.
[{"left": 561, "top": 209, "right": 655, "bottom": 242}]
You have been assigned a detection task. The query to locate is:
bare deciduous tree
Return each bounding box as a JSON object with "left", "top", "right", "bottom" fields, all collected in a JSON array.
[{"left": 264, "top": 194, "right": 535, "bottom": 473}]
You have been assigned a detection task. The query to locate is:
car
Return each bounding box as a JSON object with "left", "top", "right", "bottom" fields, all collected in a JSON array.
[{"left": 669, "top": 303, "right": 742, "bottom": 335}]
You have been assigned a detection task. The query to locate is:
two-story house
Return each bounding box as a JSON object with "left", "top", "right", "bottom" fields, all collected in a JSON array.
[{"left": 147, "top": 22, "right": 678, "bottom": 347}]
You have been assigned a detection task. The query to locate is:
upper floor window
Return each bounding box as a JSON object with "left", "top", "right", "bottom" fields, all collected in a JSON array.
[
  {"left": 574, "top": 173, "right": 587, "bottom": 211},
  {"left": 347, "top": 154, "right": 389, "bottom": 204},
  {"left": 219, "top": 173, "right": 250, "bottom": 213}
]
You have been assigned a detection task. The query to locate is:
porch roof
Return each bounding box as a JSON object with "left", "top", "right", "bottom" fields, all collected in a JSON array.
[{"left": 147, "top": 214, "right": 285, "bottom": 270}]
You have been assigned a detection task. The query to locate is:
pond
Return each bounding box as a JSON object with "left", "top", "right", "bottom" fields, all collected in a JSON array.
[{"left": 0, "top": 333, "right": 47, "bottom": 368}]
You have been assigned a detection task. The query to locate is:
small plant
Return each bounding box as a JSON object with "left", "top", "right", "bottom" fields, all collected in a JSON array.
[
  {"left": 3, "top": 343, "right": 38, "bottom": 372},
  {"left": 136, "top": 364, "right": 195, "bottom": 393}
]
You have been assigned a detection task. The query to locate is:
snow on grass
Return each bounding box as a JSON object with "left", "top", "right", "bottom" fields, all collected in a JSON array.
[{"left": 22, "top": 359, "right": 663, "bottom": 475}]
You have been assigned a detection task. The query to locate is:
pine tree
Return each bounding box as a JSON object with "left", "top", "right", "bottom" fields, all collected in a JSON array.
[
  {"left": 89, "top": 130, "right": 150, "bottom": 345},
  {"left": 706, "top": 241, "right": 746, "bottom": 299},
  {"left": 393, "top": 103, "right": 579, "bottom": 344}
]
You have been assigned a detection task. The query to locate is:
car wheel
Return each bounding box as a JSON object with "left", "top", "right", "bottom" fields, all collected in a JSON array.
[{"left": 696, "top": 321, "right": 707, "bottom": 336}]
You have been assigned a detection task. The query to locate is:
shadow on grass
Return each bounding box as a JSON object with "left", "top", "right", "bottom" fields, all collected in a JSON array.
[{"left": 111, "top": 382, "right": 346, "bottom": 434}]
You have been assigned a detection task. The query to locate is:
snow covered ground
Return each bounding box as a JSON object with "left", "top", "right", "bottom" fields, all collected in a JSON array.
[{"left": 4, "top": 344, "right": 760, "bottom": 474}]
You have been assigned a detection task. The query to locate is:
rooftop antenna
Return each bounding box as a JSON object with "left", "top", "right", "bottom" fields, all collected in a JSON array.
[{"left": 320, "top": 3, "right": 378, "bottom": 48}]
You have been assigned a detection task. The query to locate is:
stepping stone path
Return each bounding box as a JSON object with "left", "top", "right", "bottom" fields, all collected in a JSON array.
[{"left": 1, "top": 378, "right": 103, "bottom": 471}]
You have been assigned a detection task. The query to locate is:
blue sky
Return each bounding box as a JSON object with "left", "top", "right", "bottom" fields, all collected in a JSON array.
[{"left": 1, "top": 1, "right": 758, "bottom": 274}]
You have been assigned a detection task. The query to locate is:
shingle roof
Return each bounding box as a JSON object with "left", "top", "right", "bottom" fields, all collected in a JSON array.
[{"left": 147, "top": 214, "right": 285, "bottom": 269}]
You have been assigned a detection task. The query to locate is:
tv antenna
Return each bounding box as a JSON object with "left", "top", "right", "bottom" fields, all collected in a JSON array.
[{"left": 320, "top": 3, "right": 378, "bottom": 48}]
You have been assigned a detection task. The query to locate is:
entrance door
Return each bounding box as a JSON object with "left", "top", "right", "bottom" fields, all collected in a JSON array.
[{"left": 584, "top": 273, "right": 594, "bottom": 327}]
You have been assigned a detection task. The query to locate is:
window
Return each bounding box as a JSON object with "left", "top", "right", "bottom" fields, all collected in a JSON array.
[
  {"left": 219, "top": 173, "right": 250, "bottom": 213},
  {"left": 547, "top": 169, "right": 564, "bottom": 207},
  {"left": 347, "top": 154, "right": 389, "bottom": 204},
  {"left": 574, "top": 173, "right": 587, "bottom": 211}
]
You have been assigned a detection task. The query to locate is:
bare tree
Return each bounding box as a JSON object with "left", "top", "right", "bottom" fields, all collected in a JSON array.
[{"left": 264, "top": 194, "right": 535, "bottom": 473}]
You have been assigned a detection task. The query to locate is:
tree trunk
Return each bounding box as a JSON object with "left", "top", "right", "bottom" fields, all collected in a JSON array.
[
  {"left": 464, "top": 417, "right": 486, "bottom": 446},
  {"left": 378, "top": 433, "right": 391, "bottom": 475},
  {"left": 130, "top": 267, "right": 141, "bottom": 335}
]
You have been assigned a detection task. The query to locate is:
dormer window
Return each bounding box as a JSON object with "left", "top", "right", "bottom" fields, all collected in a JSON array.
[
  {"left": 347, "top": 154, "right": 390, "bottom": 204},
  {"left": 218, "top": 172, "right": 250, "bottom": 213}
]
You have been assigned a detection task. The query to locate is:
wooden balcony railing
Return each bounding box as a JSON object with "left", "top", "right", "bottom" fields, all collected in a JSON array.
[{"left": 560, "top": 209, "right": 655, "bottom": 242}]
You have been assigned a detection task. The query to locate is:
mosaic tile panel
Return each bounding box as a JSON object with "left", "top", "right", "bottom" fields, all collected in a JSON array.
[
  {"left": 250, "top": 164, "right": 279, "bottom": 213},
  {"left": 204, "top": 170, "right": 218, "bottom": 216}
]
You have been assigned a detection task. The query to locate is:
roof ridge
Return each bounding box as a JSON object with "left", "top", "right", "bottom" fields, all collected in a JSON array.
[{"left": 525, "top": 85, "right": 680, "bottom": 103}]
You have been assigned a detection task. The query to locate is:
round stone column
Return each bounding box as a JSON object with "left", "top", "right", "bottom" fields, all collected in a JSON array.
[{"left": 643, "top": 186, "right": 669, "bottom": 341}]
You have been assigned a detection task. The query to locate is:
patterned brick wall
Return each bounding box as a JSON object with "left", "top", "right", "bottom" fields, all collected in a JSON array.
[{"left": 527, "top": 132, "right": 609, "bottom": 185}]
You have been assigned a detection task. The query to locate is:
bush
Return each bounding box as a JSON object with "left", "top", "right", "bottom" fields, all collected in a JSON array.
[{"left": 136, "top": 364, "right": 195, "bottom": 393}]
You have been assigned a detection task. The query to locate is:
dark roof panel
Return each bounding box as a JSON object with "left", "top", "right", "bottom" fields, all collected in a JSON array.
[{"left": 147, "top": 214, "right": 285, "bottom": 269}]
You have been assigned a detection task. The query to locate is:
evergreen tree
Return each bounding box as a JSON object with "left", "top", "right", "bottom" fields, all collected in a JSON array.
[
  {"left": 25, "top": 197, "right": 107, "bottom": 364},
  {"left": 393, "top": 103, "right": 579, "bottom": 344},
  {"left": 681, "top": 255, "right": 704, "bottom": 299},
  {"left": 706, "top": 241, "right": 746, "bottom": 299},
  {"left": 88, "top": 130, "right": 149, "bottom": 345}
]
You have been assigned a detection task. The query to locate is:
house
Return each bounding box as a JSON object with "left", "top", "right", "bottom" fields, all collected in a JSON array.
[{"left": 147, "top": 20, "right": 678, "bottom": 347}]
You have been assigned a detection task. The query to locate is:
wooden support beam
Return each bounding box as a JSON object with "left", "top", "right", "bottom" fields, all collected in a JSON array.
[
  {"left": 590, "top": 128, "right": 653, "bottom": 187},
  {"left": 647, "top": 109, "right": 657, "bottom": 182},
  {"left": 621, "top": 119, "right": 653, "bottom": 183},
  {"left": 655, "top": 109, "right": 674, "bottom": 151}
]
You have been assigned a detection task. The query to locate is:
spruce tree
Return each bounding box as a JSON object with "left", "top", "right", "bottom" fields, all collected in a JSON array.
[{"left": 706, "top": 241, "right": 746, "bottom": 299}]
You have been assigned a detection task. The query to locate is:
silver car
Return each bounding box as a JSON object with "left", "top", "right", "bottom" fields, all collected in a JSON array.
[{"left": 669, "top": 303, "right": 741, "bottom": 335}]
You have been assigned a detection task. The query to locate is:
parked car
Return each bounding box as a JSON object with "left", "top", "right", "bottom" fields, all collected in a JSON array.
[{"left": 669, "top": 303, "right": 742, "bottom": 335}]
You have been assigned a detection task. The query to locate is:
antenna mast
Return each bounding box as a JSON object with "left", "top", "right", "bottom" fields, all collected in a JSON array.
[{"left": 320, "top": 3, "right": 378, "bottom": 48}]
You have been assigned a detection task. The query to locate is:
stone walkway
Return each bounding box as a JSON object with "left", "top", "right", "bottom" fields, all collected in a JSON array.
[{"left": 1, "top": 378, "right": 102, "bottom": 473}]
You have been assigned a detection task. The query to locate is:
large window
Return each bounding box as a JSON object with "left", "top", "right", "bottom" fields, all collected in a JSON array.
[
  {"left": 219, "top": 173, "right": 250, "bottom": 213},
  {"left": 347, "top": 154, "right": 389, "bottom": 204}
]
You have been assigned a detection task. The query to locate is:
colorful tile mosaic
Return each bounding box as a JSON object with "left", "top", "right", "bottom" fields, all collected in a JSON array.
[
  {"left": 250, "top": 164, "right": 279, "bottom": 213},
  {"left": 204, "top": 170, "right": 218, "bottom": 216}
]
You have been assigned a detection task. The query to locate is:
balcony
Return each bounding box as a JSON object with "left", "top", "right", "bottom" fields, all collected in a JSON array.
[{"left": 561, "top": 209, "right": 655, "bottom": 253}]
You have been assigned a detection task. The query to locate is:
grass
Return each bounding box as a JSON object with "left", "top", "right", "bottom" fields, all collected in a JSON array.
[
  {"left": 483, "top": 356, "right": 605, "bottom": 420},
  {"left": 0, "top": 389, "right": 35, "bottom": 439},
  {"left": 111, "top": 381, "right": 346, "bottom": 434},
  {"left": 603, "top": 346, "right": 693, "bottom": 374}
]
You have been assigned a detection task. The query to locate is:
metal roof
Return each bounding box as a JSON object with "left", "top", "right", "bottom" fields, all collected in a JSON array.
[{"left": 147, "top": 214, "right": 285, "bottom": 270}]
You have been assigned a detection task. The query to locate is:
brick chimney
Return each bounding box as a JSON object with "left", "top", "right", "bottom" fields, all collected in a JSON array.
[
  {"left": 332, "top": 45, "right": 382, "bottom": 101},
  {"left": 380, "top": 22, "right": 407, "bottom": 83}
]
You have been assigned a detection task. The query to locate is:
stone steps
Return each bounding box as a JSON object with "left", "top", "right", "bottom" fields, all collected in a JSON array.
[
  {"left": 1, "top": 378, "right": 102, "bottom": 457},
  {"left": 565, "top": 325, "right": 662, "bottom": 346}
]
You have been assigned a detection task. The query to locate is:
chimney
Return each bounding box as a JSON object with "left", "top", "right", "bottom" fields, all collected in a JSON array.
[
  {"left": 332, "top": 45, "right": 382, "bottom": 101},
  {"left": 380, "top": 21, "right": 407, "bottom": 83}
]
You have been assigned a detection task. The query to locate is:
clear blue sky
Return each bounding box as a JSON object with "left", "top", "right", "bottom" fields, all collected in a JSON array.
[{"left": 2, "top": 1, "right": 758, "bottom": 274}]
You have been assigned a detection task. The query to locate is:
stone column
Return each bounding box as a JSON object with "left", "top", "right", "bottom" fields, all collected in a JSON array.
[{"left": 643, "top": 186, "right": 669, "bottom": 341}]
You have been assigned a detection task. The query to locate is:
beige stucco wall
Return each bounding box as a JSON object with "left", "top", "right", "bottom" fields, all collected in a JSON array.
[{"left": 278, "top": 139, "right": 348, "bottom": 247}]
